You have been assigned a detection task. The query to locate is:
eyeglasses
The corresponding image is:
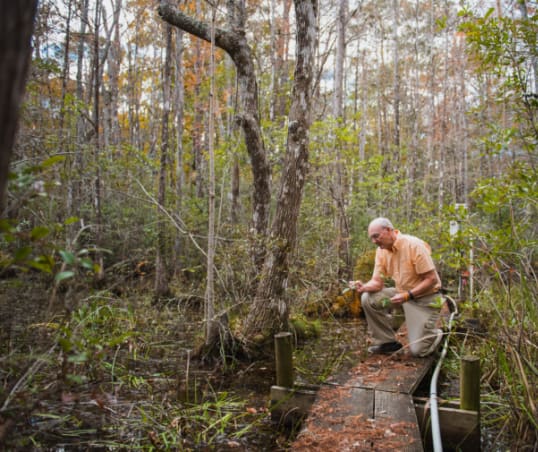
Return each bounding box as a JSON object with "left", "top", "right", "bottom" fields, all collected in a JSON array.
[{"left": 369, "top": 229, "right": 385, "bottom": 241}]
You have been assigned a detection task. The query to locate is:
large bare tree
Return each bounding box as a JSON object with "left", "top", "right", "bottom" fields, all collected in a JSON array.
[
  {"left": 242, "top": 0, "right": 318, "bottom": 343},
  {"left": 0, "top": 1, "right": 39, "bottom": 214}
]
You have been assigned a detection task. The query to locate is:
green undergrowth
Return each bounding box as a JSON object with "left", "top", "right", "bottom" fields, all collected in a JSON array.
[
  {"left": 439, "top": 281, "right": 537, "bottom": 450},
  {"left": 0, "top": 293, "right": 272, "bottom": 450}
]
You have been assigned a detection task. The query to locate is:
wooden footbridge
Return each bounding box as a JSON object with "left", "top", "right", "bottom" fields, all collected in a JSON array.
[{"left": 270, "top": 326, "right": 480, "bottom": 451}]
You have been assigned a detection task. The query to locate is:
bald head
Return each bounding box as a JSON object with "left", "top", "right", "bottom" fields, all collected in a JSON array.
[
  {"left": 368, "top": 218, "right": 394, "bottom": 230},
  {"left": 368, "top": 217, "right": 396, "bottom": 249}
]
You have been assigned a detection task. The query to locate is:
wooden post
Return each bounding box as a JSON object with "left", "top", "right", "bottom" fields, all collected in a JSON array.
[
  {"left": 275, "top": 332, "right": 294, "bottom": 388},
  {"left": 460, "top": 355, "right": 480, "bottom": 412}
]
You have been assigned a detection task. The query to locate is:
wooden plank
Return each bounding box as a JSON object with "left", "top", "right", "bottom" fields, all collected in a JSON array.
[
  {"left": 327, "top": 325, "right": 436, "bottom": 394},
  {"left": 291, "top": 323, "right": 441, "bottom": 450},
  {"left": 375, "top": 391, "right": 424, "bottom": 451},
  {"left": 414, "top": 403, "right": 480, "bottom": 452},
  {"left": 342, "top": 353, "right": 435, "bottom": 394},
  {"left": 293, "top": 387, "right": 375, "bottom": 450},
  {"left": 293, "top": 388, "right": 424, "bottom": 451}
]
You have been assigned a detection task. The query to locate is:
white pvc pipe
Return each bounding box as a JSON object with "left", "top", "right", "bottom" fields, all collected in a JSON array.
[{"left": 430, "top": 296, "right": 458, "bottom": 452}]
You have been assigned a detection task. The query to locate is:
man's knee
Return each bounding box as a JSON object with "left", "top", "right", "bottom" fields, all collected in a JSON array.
[{"left": 361, "top": 292, "right": 375, "bottom": 310}]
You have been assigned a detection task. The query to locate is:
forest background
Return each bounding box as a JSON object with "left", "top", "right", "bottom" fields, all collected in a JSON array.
[{"left": 0, "top": 0, "right": 536, "bottom": 449}]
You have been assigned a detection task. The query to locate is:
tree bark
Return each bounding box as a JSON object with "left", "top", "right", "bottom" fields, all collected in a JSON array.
[
  {"left": 192, "top": 0, "right": 204, "bottom": 198},
  {"left": 58, "top": 0, "right": 73, "bottom": 150},
  {"left": 392, "top": 0, "right": 400, "bottom": 151},
  {"left": 173, "top": 28, "right": 185, "bottom": 271},
  {"left": 158, "top": 2, "right": 271, "bottom": 271},
  {"left": 242, "top": 0, "right": 317, "bottom": 342},
  {"left": 205, "top": 5, "right": 218, "bottom": 344},
  {"left": 154, "top": 23, "right": 173, "bottom": 300},
  {"left": 105, "top": 0, "right": 123, "bottom": 157},
  {"left": 92, "top": 0, "right": 105, "bottom": 281},
  {"left": 333, "top": 0, "right": 350, "bottom": 278},
  {"left": 0, "top": 1, "right": 39, "bottom": 214}
]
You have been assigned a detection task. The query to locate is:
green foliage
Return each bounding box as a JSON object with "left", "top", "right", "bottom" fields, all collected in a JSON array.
[
  {"left": 459, "top": 7, "right": 538, "bottom": 150},
  {"left": 289, "top": 314, "right": 321, "bottom": 340},
  {"left": 459, "top": 8, "right": 537, "bottom": 78},
  {"left": 136, "top": 390, "right": 263, "bottom": 449},
  {"left": 353, "top": 248, "right": 376, "bottom": 281},
  {"left": 58, "top": 298, "right": 138, "bottom": 383},
  {"left": 0, "top": 156, "right": 104, "bottom": 282},
  {"left": 441, "top": 164, "right": 537, "bottom": 445}
]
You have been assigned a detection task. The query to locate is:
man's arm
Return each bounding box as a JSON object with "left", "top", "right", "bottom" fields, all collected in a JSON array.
[
  {"left": 351, "top": 274, "right": 384, "bottom": 294},
  {"left": 390, "top": 269, "right": 438, "bottom": 305},
  {"left": 409, "top": 269, "right": 438, "bottom": 298}
]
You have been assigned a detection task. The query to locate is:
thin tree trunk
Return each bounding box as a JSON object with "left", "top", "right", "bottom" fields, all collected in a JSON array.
[
  {"left": 407, "top": 0, "right": 421, "bottom": 220},
  {"left": 333, "top": 0, "right": 345, "bottom": 119},
  {"left": 92, "top": 0, "right": 105, "bottom": 281},
  {"left": 357, "top": 50, "right": 367, "bottom": 182},
  {"left": 205, "top": 5, "right": 218, "bottom": 344},
  {"left": 192, "top": 0, "right": 204, "bottom": 197},
  {"left": 392, "top": 0, "right": 400, "bottom": 151},
  {"left": 127, "top": 36, "right": 141, "bottom": 154},
  {"left": 230, "top": 155, "right": 240, "bottom": 223},
  {"left": 173, "top": 28, "right": 185, "bottom": 271},
  {"left": 155, "top": 22, "right": 173, "bottom": 300},
  {"left": 438, "top": 4, "right": 449, "bottom": 212},
  {"left": 424, "top": 0, "right": 435, "bottom": 204},
  {"left": 107, "top": 0, "right": 122, "bottom": 157},
  {"left": 277, "top": 0, "right": 292, "bottom": 119},
  {"left": 74, "top": 0, "right": 89, "bottom": 211},
  {"left": 0, "top": 1, "right": 38, "bottom": 213},
  {"left": 58, "top": 0, "right": 72, "bottom": 148},
  {"left": 333, "top": 0, "right": 350, "bottom": 278},
  {"left": 269, "top": 0, "right": 278, "bottom": 121}
]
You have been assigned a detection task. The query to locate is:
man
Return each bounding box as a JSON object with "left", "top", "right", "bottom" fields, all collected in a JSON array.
[{"left": 351, "top": 218, "right": 444, "bottom": 356}]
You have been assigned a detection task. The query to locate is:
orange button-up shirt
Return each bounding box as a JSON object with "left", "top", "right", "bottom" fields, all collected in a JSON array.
[{"left": 373, "top": 231, "right": 441, "bottom": 294}]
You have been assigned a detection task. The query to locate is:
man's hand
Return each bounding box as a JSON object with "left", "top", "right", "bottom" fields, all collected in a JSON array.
[
  {"left": 349, "top": 280, "right": 364, "bottom": 292},
  {"left": 390, "top": 292, "right": 407, "bottom": 305},
  {"left": 349, "top": 275, "right": 384, "bottom": 294}
]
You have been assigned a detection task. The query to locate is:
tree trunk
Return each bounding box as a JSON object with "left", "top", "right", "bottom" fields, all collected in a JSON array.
[
  {"left": 192, "top": 0, "right": 204, "bottom": 198},
  {"left": 57, "top": 0, "right": 72, "bottom": 150},
  {"left": 155, "top": 23, "right": 173, "bottom": 300},
  {"left": 92, "top": 0, "right": 105, "bottom": 281},
  {"left": 173, "top": 28, "right": 185, "bottom": 272},
  {"left": 424, "top": 0, "right": 436, "bottom": 205},
  {"left": 392, "top": 0, "right": 400, "bottom": 152},
  {"left": 242, "top": 0, "right": 317, "bottom": 344},
  {"left": 106, "top": 0, "right": 122, "bottom": 157},
  {"left": 0, "top": 1, "right": 39, "bottom": 213},
  {"left": 333, "top": 0, "right": 350, "bottom": 278},
  {"left": 230, "top": 155, "right": 241, "bottom": 223},
  {"left": 158, "top": 2, "right": 271, "bottom": 272},
  {"left": 277, "top": 0, "right": 292, "bottom": 118},
  {"left": 205, "top": 5, "right": 218, "bottom": 344}
]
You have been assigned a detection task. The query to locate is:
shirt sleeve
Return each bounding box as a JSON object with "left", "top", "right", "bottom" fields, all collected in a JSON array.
[
  {"left": 372, "top": 248, "right": 387, "bottom": 279},
  {"left": 412, "top": 240, "right": 436, "bottom": 275}
]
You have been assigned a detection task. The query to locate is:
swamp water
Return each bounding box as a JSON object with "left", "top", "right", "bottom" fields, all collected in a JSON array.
[
  {"left": 0, "top": 284, "right": 369, "bottom": 451},
  {"left": 2, "top": 284, "right": 504, "bottom": 450}
]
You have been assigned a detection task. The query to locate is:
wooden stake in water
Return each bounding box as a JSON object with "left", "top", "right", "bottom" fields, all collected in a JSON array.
[
  {"left": 275, "top": 332, "right": 294, "bottom": 388},
  {"left": 460, "top": 355, "right": 480, "bottom": 412}
]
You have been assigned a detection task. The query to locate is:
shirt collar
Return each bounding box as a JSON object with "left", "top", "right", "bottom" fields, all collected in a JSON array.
[{"left": 390, "top": 230, "right": 401, "bottom": 252}]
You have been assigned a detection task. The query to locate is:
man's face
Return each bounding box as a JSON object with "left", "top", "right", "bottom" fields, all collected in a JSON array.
[{"left": 368, "top": 225, "right": 395, "bottom": 249}]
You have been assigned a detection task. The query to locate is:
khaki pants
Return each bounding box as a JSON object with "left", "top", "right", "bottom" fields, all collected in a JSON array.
[{"left": 361, "top": 288, "right": 442, "bottom": 356}]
